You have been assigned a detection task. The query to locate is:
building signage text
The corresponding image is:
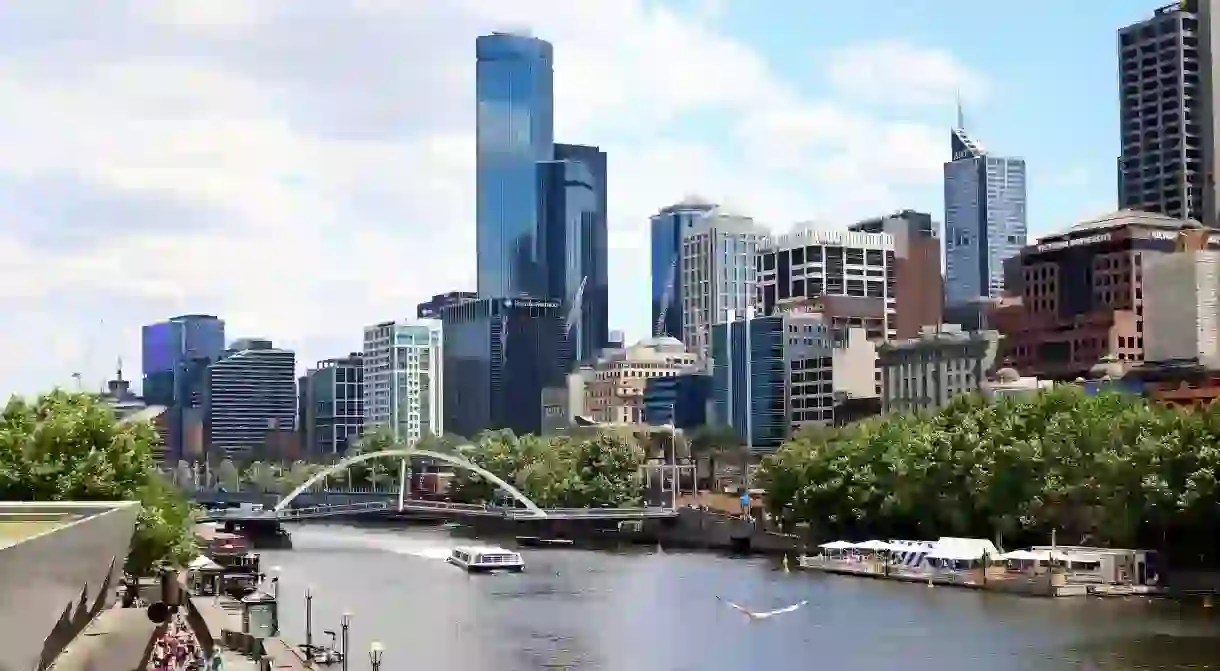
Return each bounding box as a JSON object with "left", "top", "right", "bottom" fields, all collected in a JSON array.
[
  {"left": 1035, "top": 233, "right": 1111, "bottom": 252},
  {"left": 503, "top": 298, "right": 560, "bottom": 309},
  {"left": 951, "top": 149, "right": 973, "bottom": 161}
]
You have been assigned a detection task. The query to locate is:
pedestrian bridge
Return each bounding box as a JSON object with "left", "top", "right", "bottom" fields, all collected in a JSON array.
[
  {"left": 196, "top": 499, "right": 677, "bottom": 523},
  {"left": 196, "top": 446, "right": 677, "bottom": 523}
]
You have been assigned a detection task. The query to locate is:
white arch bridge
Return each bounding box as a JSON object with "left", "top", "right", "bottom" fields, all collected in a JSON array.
[{"left": 196, "top": 448, "right": 677, "bottom": 523}]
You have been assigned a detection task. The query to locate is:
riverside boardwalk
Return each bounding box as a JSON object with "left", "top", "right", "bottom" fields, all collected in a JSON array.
[
  {"left": 187, "top": 590, "right": 309, "bottom": 670},
  {"left": 50, "top": 605, "right": 158, "bottom": 671}
]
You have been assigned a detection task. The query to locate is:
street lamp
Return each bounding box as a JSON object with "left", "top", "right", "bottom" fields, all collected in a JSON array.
[
  {"left": 268, "top": 566, "right": 281, "bottom": 599},
  {"left": 340, "top": 612, "right": 352, "bottom": 671},
  {"left": 368, "top": 641, "right": 385, "bottom": 671},
  {"left": 304, "top": 586, "right": 314, "bottom": 654}
]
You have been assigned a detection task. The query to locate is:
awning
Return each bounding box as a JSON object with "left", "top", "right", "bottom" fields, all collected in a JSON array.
[
  {"left": 188, "top": 555, "right": 222, "bottom": 571},
  {"left": 818, "top": 540, "right": 857, "bottom": 550},
  {"left": 998, "top": 549, "right": 1069, "bottom": 562},
  {"left": 855, "top": 539, "right": 896, "bottom": 552}
]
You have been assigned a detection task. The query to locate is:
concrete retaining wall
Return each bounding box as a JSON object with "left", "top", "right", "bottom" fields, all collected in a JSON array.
[{"left": 0, "top": 501, "right": 140, "bottom": 671}]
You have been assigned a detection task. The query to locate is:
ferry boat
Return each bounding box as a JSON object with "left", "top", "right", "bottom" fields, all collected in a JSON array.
[{"left": 447, "top": 545, "right": 525, "bottom": 573}]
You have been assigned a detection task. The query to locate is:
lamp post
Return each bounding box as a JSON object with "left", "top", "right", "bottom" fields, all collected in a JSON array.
[
  {"left": 340, "top": 612, "right": 351, "bottom": 671},
  {"left": 743, "top": 305, "right": 754, "bottom": 492},
  {"left": 368, "top": 641, "right": 384, "bottom": 671},
  {"left": 304, "top": 586, "right": 313, "bottom": 654},
  {"left": 665, "top": 402, "right": 677, "bottom": 509}
]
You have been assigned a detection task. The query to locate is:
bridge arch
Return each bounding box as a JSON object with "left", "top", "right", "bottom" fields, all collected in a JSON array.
[{"left": 274, "top": 447, "right": 546, "bottom": 518}]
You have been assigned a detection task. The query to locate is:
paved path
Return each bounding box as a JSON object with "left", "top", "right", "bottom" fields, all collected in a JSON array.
[
  {"left": 188, "top": 596, "right": 307, "bottom": 670},
  {"left": 50, "top": 606, "right": 157, "bottom": 671}
]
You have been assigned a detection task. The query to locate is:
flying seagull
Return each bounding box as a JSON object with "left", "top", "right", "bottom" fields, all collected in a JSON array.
[{"left": 717, "top": 596, "right": 808, "bottom": 621}]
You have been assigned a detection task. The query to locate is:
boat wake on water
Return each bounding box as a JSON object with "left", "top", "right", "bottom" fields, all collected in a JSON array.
[
  {"left": 288, "top": 525, "right": 454, "bottom": 561},
  {"left": 717, "top": 596, "right": 808, "bottom": 621}
]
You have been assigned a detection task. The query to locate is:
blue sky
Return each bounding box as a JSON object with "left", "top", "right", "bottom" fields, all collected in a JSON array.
[{"left": 704, "top": 0, "right": 1162, "bottom": 236}]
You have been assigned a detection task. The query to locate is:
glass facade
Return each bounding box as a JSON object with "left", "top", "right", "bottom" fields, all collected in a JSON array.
[
  {"left": 441, "top": 297, "right": 566, "bottom": 437},
  {"left": 204, "top": 339, "right": 297, "bottom": 458},
  {"left": 944, "top": 129, "right": 1027, "bottom": 306},
  {"left": 476, "top": 33, "right": 555, "bottom": 298},
  {"left": 643, "top": 374, "right": 711, "bottom": 430},
  {"left": 649, "top": 201, "right": 716, "bottom": 339},
  {"left": 710, "top": 317, "right": 786, "bottom": 451},
  {"left": 538, "top": 143, "right": 609, "bottom": 364},
  {"left": 302, "top": 354, "right": 364, "bottom": 455},
  {"left": 140, "top": 314, "right": 225, "bottom": 461}
]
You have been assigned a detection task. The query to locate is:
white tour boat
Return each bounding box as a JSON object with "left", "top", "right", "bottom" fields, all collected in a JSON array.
[{"left": 447, "top": 545, "right": 525, "bottom": 573}]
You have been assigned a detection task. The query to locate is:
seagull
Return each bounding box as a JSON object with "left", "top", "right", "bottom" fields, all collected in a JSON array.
[{"left": 717, "top": 596, "right": 808, "bottom": 621}]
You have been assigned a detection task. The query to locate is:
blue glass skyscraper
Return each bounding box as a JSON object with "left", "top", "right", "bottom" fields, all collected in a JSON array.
[
  {"left": 943, "top": 118, "right": 1027, "bottom": 311},
  {"left": 649, "top": 199, "right": 717, "bottom": 338},
  {"left": 538, "top": 143, "right": 608, "bottom": 364},
  {"left": 140, "top": 314, "right": 225, "bottom": 460},
  {"left": 476, "top": 32, "right": 555, "bottom": 298}
]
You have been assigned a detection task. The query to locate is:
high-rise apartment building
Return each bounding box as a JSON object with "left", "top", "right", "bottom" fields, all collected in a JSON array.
[
  {"left": 756, "top": 228, "right": 896, "bottom": 340},
  {"left": 679, "top": 208, "right": 766, "bottom": 363},
  {"left": 1117, "top": 0, "right": 1220, "bottom": 226},
  {"left": 1005, "top": 209, "right": 1220, "bottom": 378},
  {"left": 300, "top": 353, "right": 364, "bottom": 455},
  {"left": 362, "top": 320, "right": 443, "bottom": 443},
  {"left": 944, "top": 117, "right": 1027, "bottom": 320},
  {"left": 848, "top": 210, "right": 943, "bottom": 338},
  {"left": 417, "top": 291, "right": 476, "bottom": 319},
  {"left": 475, "top": 32, "right": 555, "bottom": 298},
  {"left": 538, "top": 142, "right": 609, "bottom": 364},
  {"left": 440, "top": 297, "right": 566, "bottom": 437},
  {"left": 204, "top": 338, "right": 296, "bottom": 458},
  {"left": 650, "top": 198, "right": 719, "bottom": 339},
  {"left": 141, "top": 314, "right": 225, "bottom": 461}
]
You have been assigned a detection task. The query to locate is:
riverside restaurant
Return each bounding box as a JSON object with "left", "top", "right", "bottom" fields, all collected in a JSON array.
[{"left": 797, "top": 538, "right": 1161, "bottom": 597}]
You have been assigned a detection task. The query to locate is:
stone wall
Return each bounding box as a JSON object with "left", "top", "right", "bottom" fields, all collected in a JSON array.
[{"left": 0, "top": 501, "right": 140, "bottom": 671}]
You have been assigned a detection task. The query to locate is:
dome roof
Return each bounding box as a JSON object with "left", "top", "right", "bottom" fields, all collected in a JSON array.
[{"left": 993, "top": 367, "right": 1021, "bottom": 383}]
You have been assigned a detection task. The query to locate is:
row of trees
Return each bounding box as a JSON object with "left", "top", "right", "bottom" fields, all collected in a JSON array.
[
  {"left": 448, "top": 428, "right": 647, "bottom": 508},
  {"left": 756, "top": 386, "right": 1220, "bottom": 563},
  {"left": 0, "top": 391, "right": 194, "bottom": 575}
]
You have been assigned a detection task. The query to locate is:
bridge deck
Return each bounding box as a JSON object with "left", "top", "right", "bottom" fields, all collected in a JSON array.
[{"left": 197, "top": 499, "right": 678, "bottom": 523}]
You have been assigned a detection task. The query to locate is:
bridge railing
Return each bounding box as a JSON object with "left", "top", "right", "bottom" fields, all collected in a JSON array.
[
  {"left": 397, "top": 500, "right": 489, "bottom": 511},
  {"left": 278, "top": 501, "right": 391, "bottom": 519}
]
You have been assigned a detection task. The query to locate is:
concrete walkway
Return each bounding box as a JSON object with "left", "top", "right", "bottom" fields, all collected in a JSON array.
[
  {"left": 50, "top": 606, "right": 157, "bottom": 671},
  {"left": 189, "top": 595, "right": 308, "bottom": 670}
]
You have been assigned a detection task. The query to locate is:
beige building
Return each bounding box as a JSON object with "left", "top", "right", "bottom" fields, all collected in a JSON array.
[
  {"left": 585, "top": 337, "right": 697, "bottom": 425},
  {"left": 877, "top": 324, "right": 1001, "bottom": 414}
]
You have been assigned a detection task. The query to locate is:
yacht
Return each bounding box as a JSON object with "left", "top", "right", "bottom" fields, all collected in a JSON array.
[{"left": 447, "top": 545, "right": 525, "bottom": 573}]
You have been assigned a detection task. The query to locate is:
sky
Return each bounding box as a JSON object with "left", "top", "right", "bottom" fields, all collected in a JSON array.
[{"left": 0, "top": 0, "right": 1170, "bottom": 394}]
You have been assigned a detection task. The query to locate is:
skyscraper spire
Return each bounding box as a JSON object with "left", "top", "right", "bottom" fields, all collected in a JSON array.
[{"left": 955, "top": 91, "right": 965, "bottom": 130}]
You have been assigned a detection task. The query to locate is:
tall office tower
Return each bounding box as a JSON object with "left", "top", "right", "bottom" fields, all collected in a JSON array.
[
  {"left": 476, "top": 32, "right": 555, "bottom": 298},
  {"left": 440, "top": 297, "right": 566, "bottom": 437},
  {"left": 1118, "top": 0, "right": 1220, "bottom": 226},
  {"left": 679, "top": 208, "right": 766, "bottom": 364},
  {"left": 204, "top": 338, "right": 296, "bottom": 459},
  {"left": 300, "top": 353, "right": 365, "bottom": 455},
  {"left": 848, "top": 210, "right": 943, "bottom": 338},
  {"left": 650, "top": 197, "right": 718, "bottom": 339},
  {"left": 141, "top": 314, "right": 225, "bottom": 461},
  {"left": 943, "top": 112, "right": 1027, "bottom": 327},
  {"left": 417, "top": 291, "right": 477, "bottom": 319},
  {"left": 538, "top": 142, "right": 609, "bottom": 364},
  {"left": 361, "top": 320, "right": 444, "bottom": 443},
  {"left": 756, "top": 228, "right": 896, "bottom": 340}
]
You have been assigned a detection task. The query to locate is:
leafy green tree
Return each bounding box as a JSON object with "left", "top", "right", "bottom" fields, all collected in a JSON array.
[
  {"left": 756, "top": 385, "right": 1220, "bottom": 564},
  {"left": 688, "top": 424, "right": 743, "bottom": 488},
  {"left": 0, "top": 390, "right": 194, "bottom": 575}
]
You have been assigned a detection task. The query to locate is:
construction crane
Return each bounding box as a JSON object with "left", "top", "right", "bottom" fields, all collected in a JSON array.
[
  {"left": 653, "top": 255, "right": 680, "bottom": 337},
  {"left": 564, "top": 275, "right": 587, "bottom": 338}
]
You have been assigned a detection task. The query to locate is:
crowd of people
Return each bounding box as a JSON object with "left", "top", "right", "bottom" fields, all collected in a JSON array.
[{"left": 147, "top": 612, "right": 213, "bottom": 671}]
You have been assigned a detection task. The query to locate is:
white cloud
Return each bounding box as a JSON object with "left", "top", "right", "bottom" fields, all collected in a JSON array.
[
  {"left": 0, "top": 0, "right": 985, "bottom": 395},
  {"left": 825, "top": 40, "right": 990, "bottom": 107}
]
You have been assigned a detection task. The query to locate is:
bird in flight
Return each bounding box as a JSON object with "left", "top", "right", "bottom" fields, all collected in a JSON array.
[{"left": 717, "top": 596, "right": 808, "bottom": 621}]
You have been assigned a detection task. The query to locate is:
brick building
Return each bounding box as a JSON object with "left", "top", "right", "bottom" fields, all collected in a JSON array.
[{"left": 1004, "top": 210, "right": 1219, "bottom": 379}]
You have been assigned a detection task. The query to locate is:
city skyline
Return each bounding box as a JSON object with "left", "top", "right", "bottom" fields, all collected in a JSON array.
[{"left": 0, "top": 0, "right": 1177, "bottom": 394}]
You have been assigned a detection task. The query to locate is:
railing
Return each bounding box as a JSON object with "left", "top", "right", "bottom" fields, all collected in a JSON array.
[
  {"left": 396, "top": 500, "right": 489, "bottom": 511},
  {"left": 279, "top": 501, "right": 392, "bottom": 519}
]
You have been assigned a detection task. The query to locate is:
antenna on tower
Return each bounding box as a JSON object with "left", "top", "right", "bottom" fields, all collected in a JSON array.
[{"left": 954, "top": 90, "right": 965, "bottom": 130}]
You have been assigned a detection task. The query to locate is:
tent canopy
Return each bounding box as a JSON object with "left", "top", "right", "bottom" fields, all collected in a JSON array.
[
  {"left": 855, "top": 539, "right": 896, "bottom": 552},
  {"left": 926, "top": 537, "right": 1000, "bottom": 561},
  {"left": 818, "top": 540, "right": 856, "bottom": 550}
]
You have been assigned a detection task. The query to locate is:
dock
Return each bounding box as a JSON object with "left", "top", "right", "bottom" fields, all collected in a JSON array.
[{"left": 797, "top": 556, "right": 1096, "bottom": 598}]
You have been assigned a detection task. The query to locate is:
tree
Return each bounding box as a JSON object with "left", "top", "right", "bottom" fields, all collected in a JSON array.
[
  {"left": 0, "top": 390, "right": 194, "bottom": 575},
  {"left": 755, "top": 385, "right": 1220, "bottom": 564},
  {"left": 688, "top": 424, "right": 743, "bottom": 489},
  {"left": 216, "top": 458, "right": 240, "bottom": 491}
]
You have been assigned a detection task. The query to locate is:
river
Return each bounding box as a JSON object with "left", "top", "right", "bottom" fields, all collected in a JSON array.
[{"left": 261, "top": 523, "right": 1219, "bottom": 670}]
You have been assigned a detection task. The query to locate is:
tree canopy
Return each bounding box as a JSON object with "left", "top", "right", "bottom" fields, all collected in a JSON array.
[
  {"left": 449, "top": 428, "right": 646, "bottom": 508},
  {"left": 756, "top": 385, "right": 1220, "bottom": 564},
  {"left": 0, "top": 390, "right": 194, "bottom": 575}
]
